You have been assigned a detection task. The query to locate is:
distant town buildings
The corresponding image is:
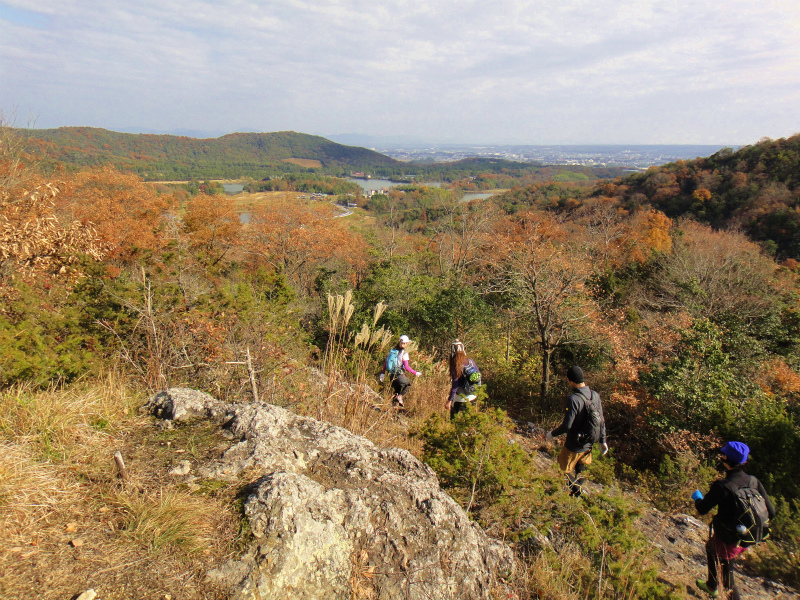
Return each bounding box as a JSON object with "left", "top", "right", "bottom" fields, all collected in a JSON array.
[{"left": 368, "top": 144, "right": 734, "bottom": 170}]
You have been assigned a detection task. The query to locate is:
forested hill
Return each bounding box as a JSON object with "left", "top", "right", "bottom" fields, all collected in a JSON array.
[
  {"left": 604, "top": 134, "right": 800, "bottom": 258},
  {"left": 20, "top": 127, "right": 401, "bottom": 180}
]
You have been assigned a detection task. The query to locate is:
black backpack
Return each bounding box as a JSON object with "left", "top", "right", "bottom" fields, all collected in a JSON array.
[
  {"left": 717, "top": 476, "right": 771, "bottom": 547},
  {"left": 576, "top": 388, "right": 603, "bottom": 445}
]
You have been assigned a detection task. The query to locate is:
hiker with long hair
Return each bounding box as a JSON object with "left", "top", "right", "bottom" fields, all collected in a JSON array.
[
  {"left": 446, "top": 340, "right": 482, "bottom": 419},
  {"left": 379, "top": 335, "right": 421, "bottom": 408}
]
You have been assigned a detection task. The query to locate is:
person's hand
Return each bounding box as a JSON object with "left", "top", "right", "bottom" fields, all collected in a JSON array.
[
  {"left": 691, "top": 490, "right": 704, "bottom": 501},
  {"left": 600, "top": 443, "right": 609, "bottom": 455},
  {"left": 545, "top": 431, "right": 553, "bottom": 443},
  {"left": 445, "top": 400, "right": 452, "bottom": 410},
  {"left": 379, "top": 373, "right": 385, "bottom": 382},
  {"left": 416, "top": 371, "right": 422, "bottom": 377}
]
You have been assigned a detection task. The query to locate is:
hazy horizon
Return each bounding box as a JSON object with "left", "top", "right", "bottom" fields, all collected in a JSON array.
[{"left": 19, "top": 124, "right": 748, "bottom": 150}]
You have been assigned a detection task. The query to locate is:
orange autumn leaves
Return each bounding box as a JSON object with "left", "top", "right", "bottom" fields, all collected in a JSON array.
[
  {"left": 247, "top": 197, "right": 368, "bottom": 291},
  {"left": 3, "top": 164, "right": 367, "bottom": 295},
  {"left": 58, "top": 167, "right": 174, "bottom": 263}
]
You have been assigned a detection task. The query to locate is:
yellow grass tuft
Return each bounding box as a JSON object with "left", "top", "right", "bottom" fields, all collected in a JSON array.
[
  {"left": 0, "top": 373, "right": 140, "bottom": 463},
  {"left": 0, "top": 442, "right": 79, "bottom": 545},
  {"left": 106, "top": 488, "right": 220, "bottom": 555}
]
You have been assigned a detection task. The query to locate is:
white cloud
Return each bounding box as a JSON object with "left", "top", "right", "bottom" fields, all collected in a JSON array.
[{"left": 1, "top": 0, "right": 799, "bottom": 142}]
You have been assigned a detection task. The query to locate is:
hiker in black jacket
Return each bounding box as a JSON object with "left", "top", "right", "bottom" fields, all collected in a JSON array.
[
  {"left": 692, "top": 441, "right": 776, "bottom": 599},
  {"left": 545, "top": 365, "right": 608, "bottom": 497}
]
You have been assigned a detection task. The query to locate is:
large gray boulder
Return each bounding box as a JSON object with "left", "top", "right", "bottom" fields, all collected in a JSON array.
[{"left": 150, "top": 388, "right": 514, "bottom": 600}]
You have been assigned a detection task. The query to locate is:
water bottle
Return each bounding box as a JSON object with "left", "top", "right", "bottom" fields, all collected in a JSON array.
[{"left": 736, "top": 524, "right": 747, "bottom": 535}]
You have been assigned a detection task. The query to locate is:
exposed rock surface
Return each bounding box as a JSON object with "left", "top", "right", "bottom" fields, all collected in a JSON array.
[
  {"left": 638, "top": 508, "right": 794, "bottom": 599},
  {"left": 149, "top": 388, "right": 514, "bottom": 600}
]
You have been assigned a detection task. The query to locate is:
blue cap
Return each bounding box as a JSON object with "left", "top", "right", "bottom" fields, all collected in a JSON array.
[{"left": 720, "top": 441, "right": 749, "bottom": 465}]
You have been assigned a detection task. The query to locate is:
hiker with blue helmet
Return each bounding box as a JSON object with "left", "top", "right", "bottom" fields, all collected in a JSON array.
[
  {"left": 545, "top": 365, "right": 608, "bottom": 498},
  {"left": 692, "top": 441, "right": 776, "bottom": 599},
  {"left": 379, "top": 335, "right": 421, "bottom": 408},
  {"left": 445, "top": 340, "right": 482, "bottom": 419}
]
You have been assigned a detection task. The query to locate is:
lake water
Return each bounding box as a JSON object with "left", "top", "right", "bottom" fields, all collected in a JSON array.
[
  {"left": 223, "top": 183, "right": 245, "bottom": 194},
  {"left": 460, "top": 192, "right": 496, "bottom": 202},
  {"left": 347, "top": 178, "right": 441, "bottom": 191}
]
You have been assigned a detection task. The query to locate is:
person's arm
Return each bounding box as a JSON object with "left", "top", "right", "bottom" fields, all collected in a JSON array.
[
  {"left": 447, "top": 377, "right": 459, "bottom": 403},
  {"left": 401, "top": 351, "right": 420, "bottom": 376},
  {"left": 598, "top": 395, "right": 608, "bottom": 445},
  {"left": 551, "top": 394, "right": 580, "bottom": 437},
  {"left": 695, "top": 480, "right": 724, "bottom": 515},
  {"left": 756, "top": 478, "right": 777, "bottom": 520}
]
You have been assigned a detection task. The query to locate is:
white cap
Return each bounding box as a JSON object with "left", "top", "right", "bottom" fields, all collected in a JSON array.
[{"left": 399, "top": 335, "right": 410, "bottom": 343}]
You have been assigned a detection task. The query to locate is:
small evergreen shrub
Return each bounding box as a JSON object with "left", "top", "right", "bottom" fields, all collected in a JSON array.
[{"left": 417, "top": 407, "right": 531, "bottom": 512}]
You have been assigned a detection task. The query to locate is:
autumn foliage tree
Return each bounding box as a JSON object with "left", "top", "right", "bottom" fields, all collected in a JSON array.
[
  {"left": 485, "top": 211, "right": 598, "bottom": 408},
  {"left": 182, "top": 193, "right": 242, "bottom": 266},
  {"left": 428, "top": 197, "right": 498, "bottom": 284},
  {"left": 0, "top": 123, "right": 107, "bottom": 284},
  {"left": 56, "top": 167, "right": 174, "bottom": 265},
  {"left": 246, "top": 196, "right": 368, "bottom": 293},
  {"left": 643, "top": 220, "right": 777, "bottom": 321}
]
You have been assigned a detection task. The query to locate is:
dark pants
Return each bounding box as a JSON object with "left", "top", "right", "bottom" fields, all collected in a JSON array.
[
  {"left": 706, "top": 537, "right": 742, "bottom": 600},
  {"left": 391, "top": 373, "right": 411, "bottom": 397},
  {"left": 567, "top": 462, "right": 587, "bottom": 497},
  {"left": 450, "top": 400, "right": 469, "bottom": 420}
]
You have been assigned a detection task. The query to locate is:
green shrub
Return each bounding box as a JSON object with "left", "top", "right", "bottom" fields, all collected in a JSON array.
[
  {"left": 635, "top": 448, "right": 718, "bottom": 512},
  {"left": 0, "top": 281, "right": 107, "bottom": 388},
  {"left": 417, "top": 407, "right": 531, "bottom": 512},
  {"left": 417, "top": 405, "right": 673, "bottom": 599}
]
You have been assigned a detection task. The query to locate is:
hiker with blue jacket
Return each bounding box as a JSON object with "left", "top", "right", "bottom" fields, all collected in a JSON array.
[
  {"left": 380, "top": 335, "right": 421, "bottom": 408},
  {"left": 445, "top": 340, "right": 482, "bottom": 419},
  {"left": 545, "top": 365, "right": 608, "bottom": 497},
  {"left": 692, "top": 441, "right": 776, "bottom": 599}
]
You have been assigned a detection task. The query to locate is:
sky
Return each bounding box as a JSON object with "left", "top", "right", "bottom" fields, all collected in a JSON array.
[{"left": 1, "top": 0, "right": 799, "bottom": 145}]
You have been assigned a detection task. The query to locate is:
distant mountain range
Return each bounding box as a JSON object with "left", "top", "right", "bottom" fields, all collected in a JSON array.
[{"left": 21, "top": 127, "right": 400, "bottom": 180}]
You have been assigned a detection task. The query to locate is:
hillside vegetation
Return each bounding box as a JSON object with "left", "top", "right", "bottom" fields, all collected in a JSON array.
[
  {"left": 582, "top": 134, "right": 800, "bottom": 259},
  {"left": 21, "top": 127, "right": 399, "bottom": 180},
  {"left": 18, "top": 126, "right": 628, "bottom": 185},
  {"left": 2, "top": 123, "right": 799, "bottom": 598}
]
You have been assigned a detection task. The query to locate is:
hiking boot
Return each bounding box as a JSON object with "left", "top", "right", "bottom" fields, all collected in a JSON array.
[
  {"left": 696, "top": 579, "right": 718, "bottom": 597},
  {"left": 569, "top": 487, "right": 587, "bottom": 498}
]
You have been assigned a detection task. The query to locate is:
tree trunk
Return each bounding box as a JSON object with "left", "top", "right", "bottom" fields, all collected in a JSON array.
[{"left": 540, "top": 347, "right": 552, "bottom": 409}]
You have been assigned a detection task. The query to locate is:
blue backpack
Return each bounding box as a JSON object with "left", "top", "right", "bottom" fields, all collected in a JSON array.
[
  {"left": 385, "top": 348, "right": 402, "bottom": 375},
  {"left": 461, "top": 360, "right": 482, "bottom": 393}
]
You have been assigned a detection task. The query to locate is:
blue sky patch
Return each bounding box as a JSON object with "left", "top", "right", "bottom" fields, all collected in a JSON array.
[{"left": 0, "top": 3, "right": 49, "bottom": 29}]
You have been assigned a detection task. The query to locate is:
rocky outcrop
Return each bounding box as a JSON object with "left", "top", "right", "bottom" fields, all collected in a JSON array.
[{"left": 149, "top": 388, "right": 514, "bottom": 600}]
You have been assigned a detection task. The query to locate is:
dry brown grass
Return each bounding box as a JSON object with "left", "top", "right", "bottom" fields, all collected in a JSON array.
[
  {"left": 105, "top": 488, "right": 221, "bottom": 555},
  {"left": 0, "top": 443, "right": 77, "bottom": 545},
  {"left": 304, "top": 350, "right": 450, "bottom": 456},
  {"left": 281, "top": 157, "right": 322, "bottom": 168},
  {"left": 233, "top": 190, "right": 305, "bottom": 211},
  {"left": 512, "top": 545, "right": 591, "bottom": 600},
  {"left": 0, "top": 374, "right": 242, "bottom": 600}
]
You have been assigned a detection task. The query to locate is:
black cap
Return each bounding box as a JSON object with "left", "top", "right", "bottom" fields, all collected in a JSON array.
[{"left": 567, "top": 365, "right": 584, "bottom": 383}]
